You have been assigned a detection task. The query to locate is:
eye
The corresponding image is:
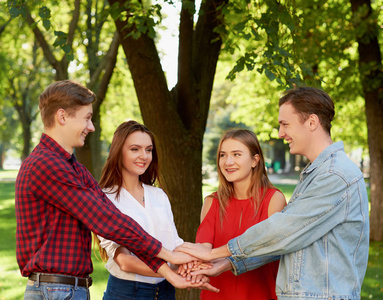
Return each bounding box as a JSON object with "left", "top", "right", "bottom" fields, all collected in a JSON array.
[
  {"left": 219, "top": 153, "right": 226, "bottom": 158},
  {"left": 131, "top": 148, "right": 138, "bottom": 152},
  {"left": 146, "top": 148, "right": 153, "bottom": 153}
]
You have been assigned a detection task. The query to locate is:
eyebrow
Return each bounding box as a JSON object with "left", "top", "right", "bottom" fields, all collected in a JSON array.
[
  {"left": 129, "top": 144, "right": 153, "bottom": 148},
  {"left": 219, "top": 150, "right": 243, "bottom": 153}
]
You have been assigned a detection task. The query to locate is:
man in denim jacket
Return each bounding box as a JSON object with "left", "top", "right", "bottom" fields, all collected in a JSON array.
[{"left": 177, "top": 87, "right": 369, "bottom": 299}]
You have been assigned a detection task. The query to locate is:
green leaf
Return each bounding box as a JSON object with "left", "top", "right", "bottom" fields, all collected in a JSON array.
[
  {"left": 42, "top": 19, "right": 51, "bottom": 30},
  {"left": 39, "top": 6, "right": 51, "bottom": 20},
  {"left": 9, "top": 7, "right": 21, "bottom": 18},
  {"left": 265, "top": 68, "right": 276, "bottom": 81}
]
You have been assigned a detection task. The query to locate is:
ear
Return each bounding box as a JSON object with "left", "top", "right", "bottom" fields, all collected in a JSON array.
[
  {"left": 308, "top": 114, "right": 320, "bottom": 131},
  {"left": 56, "top": 108, "right": 67, "bottom": 126},
  {"left": 252, "top": 154, "right": 260, "bottom": 168}
]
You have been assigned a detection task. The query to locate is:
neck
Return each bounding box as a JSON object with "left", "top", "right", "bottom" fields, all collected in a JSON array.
[
  {"left": 44, "top": 129, "right": 73, "bottom": 154},
  {"left": 306, "top": 134, "right": 333, "bottom": 163},
  {"left": 122, "top": 174, "right": 142, "bottom": 193},
  {"left": 233, "top": 180, "right": 250, "bottom": 200}
]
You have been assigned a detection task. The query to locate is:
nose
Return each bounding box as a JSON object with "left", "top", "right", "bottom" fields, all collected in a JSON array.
[
  {"left": 225, "top": 155, "right": 234, "bottom": 165},
  {"left": 88, "top": 120, "right": 95, "bottom": 132},
  {"left": 140, "top": 149, "right": 148, "bottom": 159},
  {"left": 278, "top": 126, "right": 284, "bottom": 139}
]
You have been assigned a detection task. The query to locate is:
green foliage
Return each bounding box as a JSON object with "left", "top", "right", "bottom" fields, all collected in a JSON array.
[
  {"left": 53, "top": 30, "right": 73, "bottom": 60},
  {"left": 100, "top": 48, "right": 142, "bottom": 145},
  {"left": 38, "top": 5, "right": 51, "bottom": 30},
  {"left": 220, "top": 0, "right": 305, "bottom": 89},
  {"left": 7, "top": 1, "right": 75, "bottom": 61},
  {"left": 361, "top": 241, "right": 383, "bottom": 299},
  {"left": 109, "top": 0, "right": 163, "bottom": 40}
]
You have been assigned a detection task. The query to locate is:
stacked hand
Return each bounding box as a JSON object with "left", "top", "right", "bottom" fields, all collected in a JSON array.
[
  {"left": 177, "top": 260, "right": 212, "bottom": 283},
  {"left": 174, "top": 242, "right": 233, "bottom": 279}
]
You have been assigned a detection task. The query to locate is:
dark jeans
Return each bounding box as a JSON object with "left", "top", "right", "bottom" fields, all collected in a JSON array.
[{"left": 103, "top": 274, "right": 176, "bottom": 300}]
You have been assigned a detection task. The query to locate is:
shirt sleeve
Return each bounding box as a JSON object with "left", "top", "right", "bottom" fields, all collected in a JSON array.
[
  {"left": 29, "top": 156, "right": 165, "bottom": 272},
  {"left": 195, "top": 198, "right": 217, "bottom": 244},
  {"left": 98, "top": 235, "right": 121, "bottom": 259},
  {"left": 228, "top": 172, "right": 349, "bottom": 261}
]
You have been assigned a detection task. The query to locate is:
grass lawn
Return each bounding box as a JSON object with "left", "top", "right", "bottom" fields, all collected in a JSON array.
[{"left": 1, "top": 170, "right": 381, "bottom": 299}]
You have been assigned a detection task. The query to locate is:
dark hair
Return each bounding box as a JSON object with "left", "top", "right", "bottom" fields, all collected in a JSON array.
[
  {"left": 279, "top": 87, "right": 335, "bottom": 135},
  {"left": 39, "top": 80, "right": 96, "bottom": 128},
  {"left": 99, "top": 120, "right": 159, "bottom": 200},
  {"left": 215, "top": 129, "right": 275, "bottom": 223}
]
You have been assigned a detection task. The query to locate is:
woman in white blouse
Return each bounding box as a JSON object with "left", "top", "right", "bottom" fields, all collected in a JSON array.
[{"left": 95, "top": 120, "right": 183, "bottom": 300}]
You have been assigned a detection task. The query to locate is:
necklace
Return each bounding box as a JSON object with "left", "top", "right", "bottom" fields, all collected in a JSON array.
[{"left": 142, "top": 196, "right": 145, "bottom": 203}]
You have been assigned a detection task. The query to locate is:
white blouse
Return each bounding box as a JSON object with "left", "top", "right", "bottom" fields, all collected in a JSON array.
[{"left": 98, "top": 184, "right": 183, "bottom": 284}]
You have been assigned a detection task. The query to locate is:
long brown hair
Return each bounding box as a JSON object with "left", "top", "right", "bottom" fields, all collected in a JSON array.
[
  {"left": 215, "top": 129, "right": 275, "bottom": 223},
  {"left": 94, "top": 120, "right": 160, "bottom": 261}
]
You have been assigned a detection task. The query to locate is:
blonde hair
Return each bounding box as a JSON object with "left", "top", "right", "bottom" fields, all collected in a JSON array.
[{"left": 215, "top": 129, "right": 275, "bottom": 224}]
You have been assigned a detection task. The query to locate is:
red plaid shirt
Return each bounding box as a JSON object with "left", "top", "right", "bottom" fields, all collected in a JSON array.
[{"left": 15, "top": 134, "right": 164, "bottom": 277}]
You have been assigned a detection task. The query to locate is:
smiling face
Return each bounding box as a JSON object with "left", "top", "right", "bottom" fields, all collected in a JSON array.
[
  {"left": 65, "top": 104, "right": 95, "bottom": 151},
  {"left": 218, "top": 138, "right": 258, "bottom": 188},
  {"left": 278, "top": 102, "right": 312, "bottom": 157},
  {"left": 121, "top": 131, "right": 153, "bottom": 179}
]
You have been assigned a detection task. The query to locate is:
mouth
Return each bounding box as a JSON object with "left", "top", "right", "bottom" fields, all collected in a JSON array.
[
  {"left": 225, "top": 168, "right": 238, "bottom": 174},
  {"left": 135, "top": 162, "right": 146, "bottom": 168}
]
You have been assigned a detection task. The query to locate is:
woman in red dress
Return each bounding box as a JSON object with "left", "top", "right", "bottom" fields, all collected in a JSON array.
[{"left": 196, "top": 129, "right": 286, "bottom": 300}]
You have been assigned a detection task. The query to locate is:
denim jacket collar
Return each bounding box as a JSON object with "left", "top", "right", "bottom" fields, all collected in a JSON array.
[{"left": 303, "top": 141, "right": 344, "bottom": 174}]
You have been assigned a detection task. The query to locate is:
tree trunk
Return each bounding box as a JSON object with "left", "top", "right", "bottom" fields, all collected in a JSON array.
[
  {"left": 21, "top": 121, "right": 31, "bottom": 161},
  {"left": 0, "top": 144, "right": 4, "bottom": 170},
  {"left": 350, "top": 0, "right": 383, "bottom": 241},
  {"left": 109, "top": 0, "right": 225, "bottom": 297}
]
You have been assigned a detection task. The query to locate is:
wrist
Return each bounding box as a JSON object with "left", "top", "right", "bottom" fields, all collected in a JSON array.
[
  {"left": 157, "top": 247, "right": 172, "bottom": 263},
  {"left": 211, "top": 244, "right": 231, "bottom": 260}
]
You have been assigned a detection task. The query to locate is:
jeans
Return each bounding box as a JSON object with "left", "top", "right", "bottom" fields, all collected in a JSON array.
[
  {"left": 103, "top": 274, "right": 175, "bottom": 300},
  {"left": 24, "top": 279, "right": 90, "bottom": 300}
]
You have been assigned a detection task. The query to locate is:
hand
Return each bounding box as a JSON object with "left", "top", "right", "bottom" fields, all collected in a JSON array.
[
  {"left": 175, "top": 242, "right": 223, "bottom": 261},
  {"left": 158, "top": 264, "right": 219, "bottom": 293},
  {"left": 189, "top": 258, "right": 232, "bottom": 277},
  {"left": 157, "top": 247, "right": 199, "bottom": 265},
  {"left": 178, "top": 260, "right": 212, "bottom": 278}
]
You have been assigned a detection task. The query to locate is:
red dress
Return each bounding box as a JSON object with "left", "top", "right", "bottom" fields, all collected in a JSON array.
[{"left": 196, "top": 189, "right": 279, "bottom": 300}]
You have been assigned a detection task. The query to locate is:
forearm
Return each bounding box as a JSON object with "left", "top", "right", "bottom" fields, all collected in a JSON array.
[
  {"left": 210, "top": 244, "right": 231, "bottom": 260},
  {"left": 114, "top": 247, "right": 163, "bottom": 277}
]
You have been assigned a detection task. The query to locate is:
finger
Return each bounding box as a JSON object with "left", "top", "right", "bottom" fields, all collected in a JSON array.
[
  {"left": 201, "top": 282, "right": 220, "bottom": 293},
  {"left": 190, "top": 269, "right": 211, "bottom": 276}
]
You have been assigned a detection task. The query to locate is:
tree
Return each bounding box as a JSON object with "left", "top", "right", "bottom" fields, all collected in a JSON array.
[
  {"left": 107, "top": 0, "right": 224, "bottom": 297},
  {"left": 349, "top": 0, "right": 383, "bottom": 241},
  {"left": 8, "top": 0, "right": 121, "bottom": 178}
]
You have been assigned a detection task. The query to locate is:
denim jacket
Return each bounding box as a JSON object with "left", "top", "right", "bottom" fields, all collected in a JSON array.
[{"left": 227, "top": 142, "right": 369, "bottom": 299}]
